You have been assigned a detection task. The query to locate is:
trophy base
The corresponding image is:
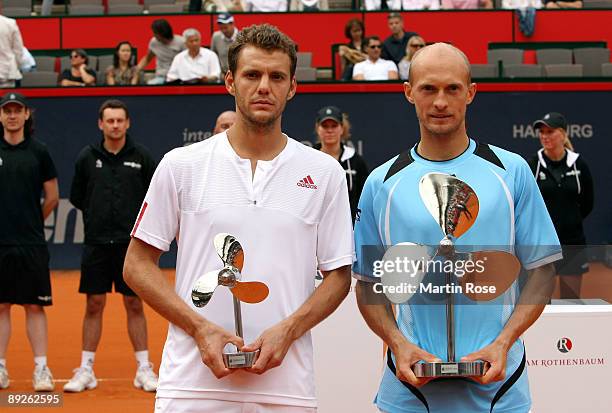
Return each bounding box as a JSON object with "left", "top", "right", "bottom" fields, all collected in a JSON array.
[
  {"left": 413, "top": 361, "right": 487, "bottom": 378},
  {"left": 223, "top": 350, "right": 259, "bottom": 369}
]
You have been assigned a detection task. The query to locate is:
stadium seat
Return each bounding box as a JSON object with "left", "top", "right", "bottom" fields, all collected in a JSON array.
[
  {"left": 2, "top": 7, "right": 31, "bottom": 16},
  {"left": 544, "top": 64, "right": 583, "bottom": 77},
  {"left": 503, "top": 64, "right": 543, "bottom": 78},
  {"left": 147, "top": 3, "right": 183, "bottom": 12},
  {"left": 20, "top": 72, "right": 59, "bottom": 87},
  {"left": 535, "top": 49, "right": 572, "bottom": 65},
  {"left": 144, "top": 0, "right": 176, "bottom": 6},
  {"left": 108, "top": 0, "right": 140, "bottom": 4},
  {"left": 297, "top": 52, "right": 313, "bottom": 68},
  {"left": 34, "top": 56, "right": 58, "bottom": 72},
  {"left": 97, "top": 55, "right": 114, "bottom": 72},
  {"left": 4, "top": 0, "right": 32, "bottom": 7},
  {"left": 69, "top": 4, "right": 105, "bottom": 14},
  {"left": 602, "top": 63, "right": 612, "bottom": 76},
  {"left": 487, "top": 49, "right": 523, "bottom": 66},
  {"left": 573, "top": 47, "right": 610, "bottom": 77},
  {"left": 296, "top": 67, "right": 316, "bottom": 81},
  {"left": 470, "top": 64, "right": 498, "bottom": 78},
  {"left": 107, "top": 4, "right": 144, "bottom": 13}
]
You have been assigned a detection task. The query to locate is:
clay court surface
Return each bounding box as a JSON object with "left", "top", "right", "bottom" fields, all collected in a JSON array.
[{"left": 2, "top": 265, "right": 611, "bottom": 413}]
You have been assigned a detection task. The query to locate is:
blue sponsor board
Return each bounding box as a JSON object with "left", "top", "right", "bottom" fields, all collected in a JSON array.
[{"left": 30, "top": 91, "right": 610, "bottom": 268}]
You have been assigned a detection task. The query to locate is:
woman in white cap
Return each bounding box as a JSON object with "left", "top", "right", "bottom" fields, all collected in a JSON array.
[
  {"left": 314, "top": 106, "right": 368, "bottom": 224},
  {"left": 528, "top": 112, "right": 594, "bottom": 299}
]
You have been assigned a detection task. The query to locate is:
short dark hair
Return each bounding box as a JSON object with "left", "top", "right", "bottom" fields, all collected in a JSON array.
[
  {"left": 366, "top": 36, "right": 381, "bottom": 46},
  {"left": 388, "top": 12, "right": 403, "bottom": 20},
  {"left": 72, "top": 48, "right": 89, "bottom": 65},
  {"left": 344, "top": 19, "right": 365, "bottom": 41},
  {"left": 98, "top": 99, "right": 129, "bottom": 120},
  {"left": 151, "top": 19, "right": 173, "bottom": 41},
  {"left": 228, "top": 24, "right": 297, "bottom": 78}
]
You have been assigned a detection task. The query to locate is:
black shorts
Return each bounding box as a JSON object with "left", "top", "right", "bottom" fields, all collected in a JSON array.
[
  {"left": 555, "top": 245, "right": 589, "bottom": 276},
  {"left": 0, "top": 245, "right": 52, "bottom": 306},
  {"left": 80, "top": 244, "right": 136, "bottom": 296}
]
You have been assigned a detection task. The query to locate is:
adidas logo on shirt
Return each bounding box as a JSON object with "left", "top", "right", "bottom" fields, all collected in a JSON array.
[
  {"left": 96, "top": 159, "right": 103, "bottom": 168},
  {"left": 297, "top": 175, "right": 317, "bottom": 190}
]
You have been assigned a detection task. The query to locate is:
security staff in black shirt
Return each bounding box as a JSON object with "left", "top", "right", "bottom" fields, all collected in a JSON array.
[
  {"left": 65, "top": 99, "right": 159, "bottom": 393},
  {"left": 0, "top": 92, "right": 59, "bottom": 391},
  {"left": 528, "top": 112, "right": 594, "bottom": 299}
]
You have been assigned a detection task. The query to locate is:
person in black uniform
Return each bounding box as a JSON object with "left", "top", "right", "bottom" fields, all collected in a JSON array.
[
  {"left": 64, "top": 99, "right": 158, "bottom": 393},
  {"left": 529, "top": 112, "right": 594, "bottom": 299},
  {"left": 313, "top": 105, "right": 368, "bottom": 223},
  {"left": 0, "top": 92, "right": 59, "bottom": 391}
]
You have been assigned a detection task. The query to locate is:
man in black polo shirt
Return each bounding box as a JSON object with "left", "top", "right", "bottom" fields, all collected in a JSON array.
[
  {"left": 64, "top": 99, "right": 158, "bottom": 393},
  {"left": 381, "top": 12, "right": 419, "bottom": 66},
  {"left": 0, "top": 92, "right": 59, "bottom": 392}
]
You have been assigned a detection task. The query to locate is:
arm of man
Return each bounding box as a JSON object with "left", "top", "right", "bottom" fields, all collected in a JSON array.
[
  {"left": 124, "top": 238, "right": 244, "bottom": 379},
  {"left": 69, "top": 153, "right": 87, "bottom": 210},
  {"left": 60, "top": 79, "right": 85, "bottom": 87},
  {"left": 136, "top": 50, "right": 155, "bottom": 72},
  {"left": 242, "top": 264, "right": 351, "bottom": 374},
  {"left": 355, "top": 280, "right": 441, "bottom": 387},
  {"left": 42, "top": 178, "right": 59, "bottom": 220},
  {"left": 462, "top": 262, "right": 555, "bottom": 384}
]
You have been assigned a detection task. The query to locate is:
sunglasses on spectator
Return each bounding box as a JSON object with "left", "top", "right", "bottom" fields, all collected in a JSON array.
[
  {"left": 410, "top": 43, "right": 425, "bottom": 48},
  {"left": 71, "top": 54, "right": 82, "bottom": 58},
  {"left": 369, "top": 44, "right": 382, "bottom": 49}
]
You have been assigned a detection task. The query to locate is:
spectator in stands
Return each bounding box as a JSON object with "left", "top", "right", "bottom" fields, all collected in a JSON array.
[
  {"left": 0, "top": 12, "right": 24, "bottom": 88},
  {"left": 105, "top": 41, "right": 140, "bottom": 86},
  {"left": 502, "top": 0, "right": 542, "bottom": 8},
  {"left": 211, "top": 13, "right": 239, "bottom": 75},
  {"left": 59, "top": 49, "right": 96, "bottom": 87},
  {"left": 353, "top": 36, "right": 398, "bottom": 81},
  {"left": 213, "top": 110, "right": 237, "bottom": 134},
  {"left": 442, "top": 0, "right": 492, "bottom": 8},
  {"left": 166, "top": 28, "right": 221, "bottom": 84},
  {"left": 545, "top": 0, "right": 582, "bottom": 8},
  {"left": 290, "top": 0, "right": 329, "bottom": 10},
  {"left": 363, "top": 0, "right": 438, "bottom": 9},
  {"left": 136, "top": 19, "right": 186, "bottom": 85},
  {"left": 398, "top": 35, "right": 425, "bottom": 80},
  {"left": 382, "top": 12, "right": 418, "bottom": 66},
  {"left": 243, "top": 0, "right": 288, "bottom": 11},
  {"left": 313, "top": 106, "right": 368, "bottom": 223},
  {"left": 339, "top": 18, "right": 367, "bottom": 81}
]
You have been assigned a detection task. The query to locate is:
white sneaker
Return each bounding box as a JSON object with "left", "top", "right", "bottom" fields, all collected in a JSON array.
[
  {"left": 63, "top": 367, "right": 97, "bottom": 392},
  {"left": 0, "top": 365, "right": 9, "bottom": 389},
  {"left": 33, "top": 366, "right": 54, "bottom": 392},
  {"left": 133, "top": 363, "right": 158, "bottom": 392}
]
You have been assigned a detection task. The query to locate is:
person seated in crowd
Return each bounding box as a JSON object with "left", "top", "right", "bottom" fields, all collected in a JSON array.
[
  {"left": 136, "top": 19, "right": 186, "bottom": 85},
  {"left": 242, "top": 0, "right": 288, "bottom": 11},
  {"left": 442, "top": 0, "right": 492, "bottom": 8},
  {"left": 382, "top": 12, "right": 419, "bottom": 66},
  {"left": 166, "top": 28, "right": 221, "bottom": 84},
  {"left": 211, "top": 13, "right": 239, "bottom": 75},
  {"left": 339, "top": 18, "right": 367, "bottom": 81},
  {"left": 59, "top": 49, "right": 96, "bottom": 87},
  {"left": 545, "top": 0, "right": 582, "bottom": 8},
  {"left": 213, "top": 110, "right": 237, "bottom": 134},
  {"left": 353, "top": 36, "right": 398, "bottom": 81},
  {"left": 290, "top": 0, "right": 328, "bottom": 10},
  {"left": 502, "top": 0, "right": 542, "bottom": 8},
  {"left": 105, "top": 41, "right": 140, "bottom": 86},
  {"left": 398, "top": 35, "right": 425, "bottom": 80}
]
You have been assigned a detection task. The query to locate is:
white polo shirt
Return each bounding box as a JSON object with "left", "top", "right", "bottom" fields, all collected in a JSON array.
[
  {"left": 166, "top": 47, "right": 221, "bottom": 83},
  {"left": 352, "top": 58, "right": 398, "bottom": 81},
  {"left": 132, "top": 132, "right": 354, "bottom": 407}
]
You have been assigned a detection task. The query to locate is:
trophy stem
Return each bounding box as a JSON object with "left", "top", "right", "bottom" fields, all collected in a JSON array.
[
  {"left": 446, "top": 271, "right": 455, "bottom": 363},
  {"left": 233, "top": 295, "right": 243, "bottom": 339}
]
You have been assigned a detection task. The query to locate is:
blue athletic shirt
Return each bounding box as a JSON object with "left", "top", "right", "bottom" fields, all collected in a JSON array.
[{"left": 353, "top": 139, "right": 562, "bottom": 413}]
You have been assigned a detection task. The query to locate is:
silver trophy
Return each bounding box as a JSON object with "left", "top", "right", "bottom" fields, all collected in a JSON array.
[
  {"left": 412, "top": 173, "right": 500, "bottom": 378},
  {"left": 191, "top": 233, "right": 269, "bottom": 368}
]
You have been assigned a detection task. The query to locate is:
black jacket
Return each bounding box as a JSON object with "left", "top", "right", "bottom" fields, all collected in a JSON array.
[
  {"left": 315, "top": 143, "right": 369, "bottom": 223},
  {"left": 528, "top": 148, "right": 594, "bottom": 244},
  {"left": 70, "top": 136, "right": 156, "bottom": 244}
]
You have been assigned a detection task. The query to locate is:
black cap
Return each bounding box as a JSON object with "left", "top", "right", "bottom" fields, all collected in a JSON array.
[
  {"left": 0, "top": 92, "right": 27, "bottom": 108},
  {"left": 316, "top": 106, "right": 343, "bottom": 124},
  {"left": 533, "top": 112, "right": 567, "bottom": 130}
]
